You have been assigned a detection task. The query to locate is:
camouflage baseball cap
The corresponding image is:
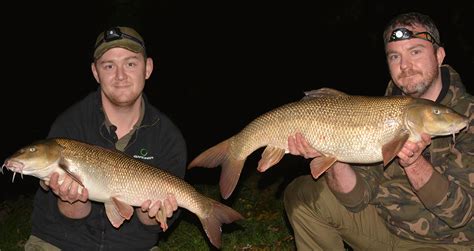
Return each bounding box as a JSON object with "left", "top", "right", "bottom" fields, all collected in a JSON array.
[{"left": 93, "top": 26, "right": 146, "bottom": 60}]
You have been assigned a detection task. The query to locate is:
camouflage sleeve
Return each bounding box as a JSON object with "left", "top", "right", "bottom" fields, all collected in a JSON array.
[
  {"left": 415, "top": 98, "right": 473, "bottom": 228},
  {"left": 332, "top": 163, "right": 386, "bottom": 212}
]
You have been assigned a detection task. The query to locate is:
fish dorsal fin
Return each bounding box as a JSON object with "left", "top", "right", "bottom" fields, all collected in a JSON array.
[
  {"left": 257, "top": 145, "right": 286, "bottom": 172},
  {"left": 381, "top": 130, "right": 410, "bottom": 166},
  {"left": 58, "top": 158, "right": 84, "bottom": 187},
  {"left": 302, "top": 87, "right": 349, "bottom": 100},
  {"left": 309, "top": 156, "right": 337, "bottom": 179}
]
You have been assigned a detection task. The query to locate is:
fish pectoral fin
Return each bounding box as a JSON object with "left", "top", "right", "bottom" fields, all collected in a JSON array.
[
  {"left": 58, "top": 158, "right": 84, "bottom": 187},
  {"left": 157, "top": 208, "right": 169, "bottom": 231},
  {"left": 104, "top": 201, "right": 127, "bottom": 228},
  {"left": 309, "top": 156, "right": 337, "bottom": 179},
  {"left": 39, "top": 180, "right": 49, "bottom": 191},
  {"left": 257, "top": 146, "right": 286, "bottom": 172},
  {"left": 381, "top": 130, "right": 410, "bottom": 166},
  {"left": 112, "top": 197, "right": 134, "bottom": 220}
]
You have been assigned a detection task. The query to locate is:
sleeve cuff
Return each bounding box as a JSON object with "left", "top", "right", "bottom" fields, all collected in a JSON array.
[
  {"left": 415, "top": 170, "right": 449, "bottom": 208},
  {"left": 332, "top": 172, "right": 367, "bottom": 208}
]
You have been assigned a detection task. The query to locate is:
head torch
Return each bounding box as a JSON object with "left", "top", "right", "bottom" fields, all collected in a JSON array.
[
  {"left": 388, "top": 28, "right": 439, "bottom": 45},
  {"left": 95, "top": 27, "right": 145, "bottom": 51}
]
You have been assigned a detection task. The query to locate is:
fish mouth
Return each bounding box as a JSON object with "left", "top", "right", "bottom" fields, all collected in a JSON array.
[{"left": 2, "top": 159, "right": 25, "bottom": 182}]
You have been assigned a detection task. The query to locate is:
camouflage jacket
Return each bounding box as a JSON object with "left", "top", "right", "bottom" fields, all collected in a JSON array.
[{"left": 334, "top": 65, "right": 473, "bottom": 245}]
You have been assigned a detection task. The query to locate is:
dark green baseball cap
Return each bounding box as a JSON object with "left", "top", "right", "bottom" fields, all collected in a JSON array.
[{"left": 93, "top": 26, "right": 146, "bottom": 60}]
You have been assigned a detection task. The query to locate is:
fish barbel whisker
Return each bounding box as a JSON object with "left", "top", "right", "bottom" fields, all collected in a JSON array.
[{"left": 3, "top": 160, "right": 25, "bottom": 182}]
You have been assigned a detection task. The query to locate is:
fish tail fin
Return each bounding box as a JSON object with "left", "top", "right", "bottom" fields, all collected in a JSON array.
[
  {"left": 220, "top": 158, "right": 246, "bottom": 199},
  {"left": 188, "top": 139, "right": 231, "bottom": 169},
  {"left": 188, "top": 138, "right": 245, "bottom": 199},
  {"left": 199, "top": 200, "right": 244, "bottom": 249}
]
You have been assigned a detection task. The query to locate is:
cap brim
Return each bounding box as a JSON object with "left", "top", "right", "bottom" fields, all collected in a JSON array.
[{"left": 94, "top": 40, "right": 144, "bottom": 60}]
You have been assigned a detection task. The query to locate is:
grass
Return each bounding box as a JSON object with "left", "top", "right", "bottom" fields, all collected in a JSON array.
[
  {"left": 0, "top": 155, "right": 309, "bottom": 251},
  {"left": 0, "top": 195, "right": 34, "bottom": 251}
]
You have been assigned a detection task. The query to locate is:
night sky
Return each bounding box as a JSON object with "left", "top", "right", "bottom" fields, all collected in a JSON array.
[{"left": 1, "top": 1, "right": 473, "bottom": 200}]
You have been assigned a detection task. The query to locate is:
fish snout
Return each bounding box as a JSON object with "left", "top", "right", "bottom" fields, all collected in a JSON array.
[
  {"left": 2, "top": 159, "right": 24, "bottom": 173},
  {"left": 452, "top": 116, "right": 470, "bottom": 133}
]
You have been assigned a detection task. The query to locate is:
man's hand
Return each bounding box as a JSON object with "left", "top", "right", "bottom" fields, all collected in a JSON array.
[
  {"left": 398, "top": 133, "right": 431, "bottom": 168},
  {"left": 47, "top": 172, "right": 89, "bottom": 203},
  {"left": 42, "top": 172, "right": 91, "bottom": 219},
  {"left": 140, "top": 193, "right": 178, "bottom": 231},
  {"left": 288, "top": 132, "right": 321, "bottom": 158},
  {"left": 288, "top": 132, "right": 357, "bottom": 192}
]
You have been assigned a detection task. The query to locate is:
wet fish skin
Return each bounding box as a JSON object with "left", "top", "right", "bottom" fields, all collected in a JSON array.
[
  {"left": 3, "top": 138, "right": 243, "bottom": 249},
  {"left": 188, "top": 88, "right": 469, "bottom": 199}
]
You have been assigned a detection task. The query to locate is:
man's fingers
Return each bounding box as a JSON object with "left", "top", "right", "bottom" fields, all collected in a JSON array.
[
  {"left": 49, "top": 172, "right": 59, "bottom": 190},
  {"left": 167, "top": 194, "right": 178, "bottom": 211},
  {"left": 162, "top": 199, "right": 173, "bottom": 218},
  {"left": 141, "top": 200, "right": 151, "bottom": 212},
  {"left": 148, "top": 201, "right": 161, "bottom": 218},
  {"left": 288, "top": 135, "right": 297, "bottom": 155},
  {"left": 78, "top": 188, "right": 89, "bottom": 202},
  {"left": 59, "top": 176, "right": 72, "bottom": 196},
  {"left": 68, "top": 181, "right": 79, "bottom": 198},
  {"left": 294, "top": 133, "right": 307, "bottom": 157}
]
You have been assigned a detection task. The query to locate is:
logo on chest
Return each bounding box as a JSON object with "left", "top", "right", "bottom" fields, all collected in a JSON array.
[{"left": 133, "top": 148, "right": 155, "bottom": 160}]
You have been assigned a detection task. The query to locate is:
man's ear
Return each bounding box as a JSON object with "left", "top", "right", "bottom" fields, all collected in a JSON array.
[
  {"left": 145, "top": 58, "right": 153, "bottom": 80},
  {"left": 91, "top": 62, "right": 100, "bottom": 83},
  {"left": 436, "top": 47, "right": 446, "bottom": 67}
]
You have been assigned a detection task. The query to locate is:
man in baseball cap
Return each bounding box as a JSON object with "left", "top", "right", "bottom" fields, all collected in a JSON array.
[{"left": 25, "top": 25, "right": 186, "bottom": 250}]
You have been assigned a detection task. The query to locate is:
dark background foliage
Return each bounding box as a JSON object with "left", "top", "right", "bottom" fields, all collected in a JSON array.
[{"left": 1, "top": 1, "right": 473, "bottom": 200}]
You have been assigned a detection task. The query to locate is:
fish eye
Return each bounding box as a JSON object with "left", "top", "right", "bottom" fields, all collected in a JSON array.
[
  {"left": 29, "top": 147, "right": 36, "bottom": 152},
  {"left": 433, "top": 109, "right": 441, "bottom": 114}
]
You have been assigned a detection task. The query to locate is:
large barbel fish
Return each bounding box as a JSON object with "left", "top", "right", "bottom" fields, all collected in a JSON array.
[
  {"left": 188, "top": 88, "right": 469, "bottom": 199},
  {"left": 2, "top": 138, "right": 243, "bottom": 249}
]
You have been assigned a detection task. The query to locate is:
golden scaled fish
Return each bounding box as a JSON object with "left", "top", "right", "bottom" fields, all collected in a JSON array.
[
  {"left": 3, "top": 138, "right": 243, "bottom": 249},
  {"left": 188, "top": 88, "right": 469, "bottom": 199}
]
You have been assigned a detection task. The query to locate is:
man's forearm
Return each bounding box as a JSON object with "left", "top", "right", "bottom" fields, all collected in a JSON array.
[
  {"left": 325, "top": 162, "right": 357, "bottom": 193},
  {"left": 403, "top": 157, "right": 434, "bottom": 190},
  {"left": 58, "top": 200, "right": 91, "bottom": 219}
]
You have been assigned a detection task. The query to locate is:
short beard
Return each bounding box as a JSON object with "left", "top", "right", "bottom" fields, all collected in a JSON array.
[{"left": 399, "top": 66, "right": 438, "bottom": 98}]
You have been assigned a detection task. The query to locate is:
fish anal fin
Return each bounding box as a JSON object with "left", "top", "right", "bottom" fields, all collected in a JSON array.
[
  {"left": 104, "top": 201, "right": 126, "bottom": 228},
  {"left": 112, "top": 197, "right": 134, "bottom": 220},
  {"left": 310, "top": 156, "right": 337, "bottom": 179},
  {"left": 199, "top": 199, "right": 244, "bottom": 249},
  {"left": 219, "top": 158, "right": 245, "bottom": 199},
  {"left": 257, "top": 145, "right": 286, "bottom": 172},
  {"left": 58, "top": 159, "right": 84, "bottom": 187},
  {"left": 381, "top": 131, "right": 410, "bottom": 166}
]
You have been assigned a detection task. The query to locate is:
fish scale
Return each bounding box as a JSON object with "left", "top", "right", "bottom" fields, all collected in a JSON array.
[{"left": 188, "top": 88, "right": 468, "bottom": 199}]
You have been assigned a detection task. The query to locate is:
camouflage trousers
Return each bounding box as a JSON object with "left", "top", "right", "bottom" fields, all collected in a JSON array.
[{"left": 283, "top": 175, "right": 473, "bottom": 251}]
